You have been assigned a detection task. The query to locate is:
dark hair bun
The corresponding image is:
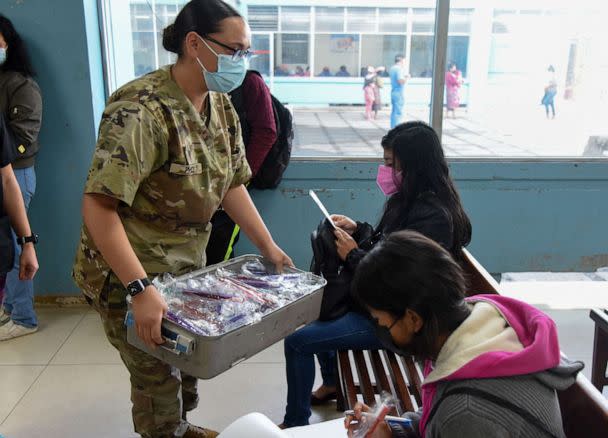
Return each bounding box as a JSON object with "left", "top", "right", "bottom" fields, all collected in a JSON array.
[{"left": 162, "top": 23, "right": 179, "bottom": 53}]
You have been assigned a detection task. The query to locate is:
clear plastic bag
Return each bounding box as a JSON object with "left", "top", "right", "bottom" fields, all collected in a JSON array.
[
  {"left": 351, "top": 393, "right": 396, "bottom": 438},
  {"left": 218, "top": 259, "right": 324, "bottom": 304},
  {"left": 152, "top": 259, "right": 325, "bottom": 337}
]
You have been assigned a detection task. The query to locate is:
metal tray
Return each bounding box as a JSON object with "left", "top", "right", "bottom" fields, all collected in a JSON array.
[{"left": 125, "top": 255, "right": 326, "bottom": 379}]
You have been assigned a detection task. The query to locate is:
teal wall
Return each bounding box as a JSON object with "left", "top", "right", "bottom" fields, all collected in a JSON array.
[
  {"left": 3, "top": 0, "right": 105, "bottom": 295},
  {"left": 5, "top": 1, "right": 608, "bottom": 296},
  {"left": 266, "top": 77, "right": 470, "bottom": 107},
  {"left": 240, "top": 161, "right": 608, "bottom": 274}
]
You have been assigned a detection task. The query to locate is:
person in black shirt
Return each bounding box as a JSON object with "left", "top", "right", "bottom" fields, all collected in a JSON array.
[
  {"left": 0, "top": 112, "right": 38, "bottom": 339},
  {"left": 280, "top": 121, "right": 472, "bottom": 428}
]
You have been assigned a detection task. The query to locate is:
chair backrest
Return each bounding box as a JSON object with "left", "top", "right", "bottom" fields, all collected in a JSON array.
[
  {"left": 461, "top": 249, "right": 608, "bottom": 438},
  {"left": 461, "top": 248, "right": 500, "bottom": 295},
  {"left": 338, "top": 249, "right": 608, "bottom": 438}
]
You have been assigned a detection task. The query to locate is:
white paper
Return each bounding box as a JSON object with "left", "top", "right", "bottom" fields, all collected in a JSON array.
[{"left": 309, "top": 190, "right": 337, "bottom": 229}]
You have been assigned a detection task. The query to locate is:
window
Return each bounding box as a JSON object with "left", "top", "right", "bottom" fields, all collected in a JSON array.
[
  {"left": 492, "top": 9, "right": 516, "bottom": 34},
  {"left": 378, "top": 8, "right": 407, "bottom": 33},
  {"left": 447, "top": 36, "right": 469, "bottom": 78},
  {"left": 411, "top": 8, "right": 471, "bottom": 79},
  {"left": 361, "top": 35, "right": 406, "bottom": 75},
  {"left": 248, "top": 6, "right": 278, "bottom": 32},
  {"left": 449, "top": 9, "right": 472, "bottom": 34},
  {"left": 250, "top": 34, "right": 271, "bottom": 77},
  {"left": 101, "top": 1, "right": 608, "bottom": 159},
  {"left": 410, "top": 36, "right": 434, "bottom": 78},
  {"left": 442, "top": 4, "right": 608, "bottom": 158},
  {"left": 346, "top": 8, "right": 376, "bottom": 33},
  {"left": 315, "top": 7, "right": 344, "bottom": 33},
  {"left": 280, "top": 7, "right": 310, "bottom": 32},
  {"left": 314, "top": 34, "right": 359, "bottom": 78},
  {"left": 129, "top": 2, "right": 181, "bottom": 78},
  {"left": 412, "top": 8, "right": 435, "bottom": 33},
  {"left": 274, "top": 34, "right": 309, "bottom": 76}
]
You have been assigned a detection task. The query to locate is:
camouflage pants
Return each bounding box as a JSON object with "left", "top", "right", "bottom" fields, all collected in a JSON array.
[{"left": 97, "top": 276, "right": 199, "bottom": 438}]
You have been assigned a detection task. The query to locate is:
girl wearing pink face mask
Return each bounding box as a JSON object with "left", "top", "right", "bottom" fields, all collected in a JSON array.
[{"left": 281, "top": 121, "right": 472, "bottom": 428}]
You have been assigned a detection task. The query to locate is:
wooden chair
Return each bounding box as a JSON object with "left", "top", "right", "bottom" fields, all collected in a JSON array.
[
  {"left": 336, "top": 249, "right": 608, "bottom": 437},
  {"left": 589, "top": 309, "right": 608, "bottom": 392}
]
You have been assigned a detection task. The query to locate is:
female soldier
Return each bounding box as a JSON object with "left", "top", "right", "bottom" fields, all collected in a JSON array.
[
  {"left": 72, "top": 1, "right": 291, "bottom": 437},
  {"left": 0, "top": 15, "right": 43, "bottom": 339}
]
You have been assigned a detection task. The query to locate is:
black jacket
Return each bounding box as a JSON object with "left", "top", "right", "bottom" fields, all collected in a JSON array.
[
  {"left": 0, "top": 71, "right": 43, "bottom": 169},
  {"left": 0, "top": 112, "right": 17, "bottom": 273},
  {"left": 344, "top": 192, "right": 454, "bottom": 273}
]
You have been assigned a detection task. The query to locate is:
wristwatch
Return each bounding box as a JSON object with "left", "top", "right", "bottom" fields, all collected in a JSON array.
[
  {"left": 17, "top": 234, "right": 38, "bottom": 246},
  {"left": 126, "top": 278, "right": 151, "bottom": 298}
]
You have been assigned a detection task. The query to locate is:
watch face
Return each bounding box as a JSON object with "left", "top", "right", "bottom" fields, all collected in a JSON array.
[{"left": 128, "top": 280, "right": 143, "bottom": 295}]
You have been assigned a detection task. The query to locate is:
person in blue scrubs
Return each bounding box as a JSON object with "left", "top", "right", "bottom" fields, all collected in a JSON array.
[{"left": 389, "top": 54, "right": 408, "bottom": 128}]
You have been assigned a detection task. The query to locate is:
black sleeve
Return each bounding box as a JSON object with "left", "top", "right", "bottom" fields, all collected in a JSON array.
[
  {"left": 352, "top": 221, "right": 374, "bottom": 243},
  {"left": 0, "top": 113, "right": 17, "bottom": 168},
  {"left": 402, "top": 200, "right": 453, "bottom": 251},
  {"left": 344, "top": 247, "right": 368, "bottom": 271}
]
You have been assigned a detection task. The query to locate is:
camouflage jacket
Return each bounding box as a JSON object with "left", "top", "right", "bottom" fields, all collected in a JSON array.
[{"left": 73, "top": 66, "right": 251, "bottom": 303}]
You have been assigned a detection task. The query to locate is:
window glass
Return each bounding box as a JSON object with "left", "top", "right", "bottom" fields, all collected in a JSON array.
[
  {"left": 280, "top": 6, "right": 310, "bottom": 32},
  {"left": 378, "top": 8, "right": 407, "bottom": 33},
  {"left": 443, "top": 4, "right": 608, "bottom": 158},
  {"left": 102, "top": 1, "right": 608, "bottom": 159},
  {"left": 274, "top": 33, "right": 309, "bottom": 77},
  {"left": 315, "top": 7, "right": 345, "bottom": 33},
  {"left": 250, "top": 34, "right": 271, "bottom": 77},
  {"left": 314, "top": 34, "right": 359, "bottom": 78},
  {"left": 248, "top": 5, "right": 279, "bottom": 31},
  {"left": 346, "top": 8, "right": 376, "bottom": 33},
  {"left": 412, "top": 8, "right": 435, "bottom": 33},
  {"left": 361, "top": 35, "right": 406, "bottom": 77}
]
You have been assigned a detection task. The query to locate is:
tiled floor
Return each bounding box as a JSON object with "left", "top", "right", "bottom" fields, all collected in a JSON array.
[
  {"left": 0, "top": 308, "right": 340, "bottom": 438},
  {"left": 0, "top": 281, "right": 606, "bottom": 437}
]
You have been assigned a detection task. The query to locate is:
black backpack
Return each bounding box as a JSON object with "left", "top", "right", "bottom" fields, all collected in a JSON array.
[{"left": 230, "top": 71, "right": 294, "bottom": 189}]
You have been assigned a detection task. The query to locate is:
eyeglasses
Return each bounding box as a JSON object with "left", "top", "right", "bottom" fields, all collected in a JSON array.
[{"left": 203, "top": 35, "right": 253, "bottom": 61}]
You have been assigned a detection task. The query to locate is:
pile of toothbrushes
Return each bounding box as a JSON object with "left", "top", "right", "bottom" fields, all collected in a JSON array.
[{"left": 154, "top": 260, "right": 323, "bottom": 336}]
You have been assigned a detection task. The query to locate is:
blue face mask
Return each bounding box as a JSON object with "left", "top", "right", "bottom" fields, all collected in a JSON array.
[
  {"left": 196, "top": 35, "right": 247, "bottom": 93},
  {"left": 0, "top": 48, "right": 6, "bottom": 65}
]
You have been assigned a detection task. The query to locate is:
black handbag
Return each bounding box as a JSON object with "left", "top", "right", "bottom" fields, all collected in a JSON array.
[{"left": 310, "top": 219, "right": 376, "bottom": 321}]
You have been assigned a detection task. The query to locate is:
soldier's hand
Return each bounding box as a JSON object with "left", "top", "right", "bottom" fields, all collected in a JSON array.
[
  {"left": 260, "top": 241, "right": 294, "bottom": 273},
  {"left": 131, "top": 285, "right": 168, "bottom": 348}
]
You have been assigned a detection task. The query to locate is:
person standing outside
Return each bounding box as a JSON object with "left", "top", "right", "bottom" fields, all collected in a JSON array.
[
  {"left": 541, "top": 65, "right": 557, "bottom": 119},
  {"left": 372, "top": 66, "right": 385, "bottom": 119},
  {"left": 72, "top": 1, "right": 292, "bottom": 437},
  {"left": 0, "top": 15, "right": 42, "bottom": 340},
  {"left": 445, "top": 63, "right": 463, "bottom": 119},
  {"left": 363, "top": 66, "right": 377, "bottom": 120},
  {"left": 390, "top": 54, "right": 408, "bottom": 128}
]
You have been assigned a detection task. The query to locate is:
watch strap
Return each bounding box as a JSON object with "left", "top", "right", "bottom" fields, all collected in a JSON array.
[
  {"left": 17, "top": 234, "right": 38, "bottom": 245},
  {"left": 126, "top": 278, "right": 151, "bottom": 297}
]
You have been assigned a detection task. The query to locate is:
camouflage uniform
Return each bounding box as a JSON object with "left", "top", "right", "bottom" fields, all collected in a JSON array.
[{"left": 72, "top": 66, "right": 251, "bottom": 438}]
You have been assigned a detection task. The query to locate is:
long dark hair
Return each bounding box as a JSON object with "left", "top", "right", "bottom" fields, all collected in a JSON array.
[
  {"left": 0, "top": 15, "right": 35, "bottom": 77},
  {"left": 162, "top": 0, "right": 241, "bottom": 56},
  {"left": 377, "top": 121, "right": 472, "bottom": 254},
  {"left": 352, "top": 230, "right": 471, "bottom": 359}
]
